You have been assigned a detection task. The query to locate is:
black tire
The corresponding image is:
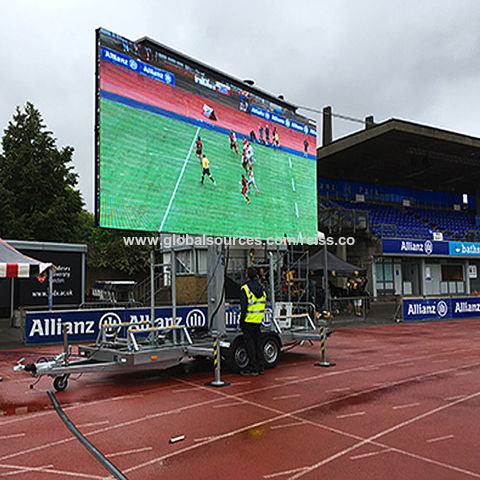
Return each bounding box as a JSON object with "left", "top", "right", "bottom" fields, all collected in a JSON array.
[
  {"left": 53, "top": 375, "right": 68, "bottom": 392},
  {"left": 224, "top": 337, "right": 250, "bottom": 373},
  {"left": 262, "top": 335, "right": 281, "bottom": 369}
]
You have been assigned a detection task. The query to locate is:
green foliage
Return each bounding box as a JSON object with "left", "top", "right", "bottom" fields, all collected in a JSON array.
[{"left": 0, "top": 102, "right": 84, "bottom": 242}]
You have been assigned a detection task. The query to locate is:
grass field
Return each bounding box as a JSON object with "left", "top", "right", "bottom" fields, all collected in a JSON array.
[{"left": 99, "top": 96, "right": 317, "bottom": 239}]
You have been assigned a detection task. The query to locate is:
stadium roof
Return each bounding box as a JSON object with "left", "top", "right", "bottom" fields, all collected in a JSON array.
[
  {"left": 317, "top": 119, "right": 480, "bottom": 194},
  {"left": 136, "top": 36, "right": 300, "bottom": 113}
]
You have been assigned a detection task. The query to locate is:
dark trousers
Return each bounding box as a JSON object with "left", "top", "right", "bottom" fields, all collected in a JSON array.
[{"left": 241, "top": 322, "right": 263, "bottom": 372}]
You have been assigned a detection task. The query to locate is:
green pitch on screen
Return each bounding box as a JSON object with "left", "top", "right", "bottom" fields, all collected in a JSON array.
[{"left": 99, "top": 98, "right": 317, "bottom": 239}]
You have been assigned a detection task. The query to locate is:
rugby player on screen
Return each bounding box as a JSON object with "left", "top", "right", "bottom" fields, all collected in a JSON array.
[
  {"left": 200, "top": 155, "right": 216, "bottom": 186},
  {"left": 240, "top": 174, "right": 251, "bottom": 204},
  {"left": 229, "top": 130, "right": 239, "bottom": 156},
  {"left": 241, "top": 150, "right": 251, "bottom": 173},
  {"left": 195, "top": 136, "right": 203, "bottom": 162},
  {"left": 247, "top": 167, "right": 260, "bottom": 195}
]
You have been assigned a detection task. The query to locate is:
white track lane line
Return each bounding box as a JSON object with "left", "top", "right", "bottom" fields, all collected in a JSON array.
[
  {"left": 350, "top": 449, "right": 391, "bottom": 461},
  {"left": 159, "top": 126, "right": 200, "bottom": 231},
  {"left": 426, "top": 434, "right": 454, "bottom": 444},
  {"left": 336, "top": 412, "right": 366, "bottom": 419},
  {"left": 76, "top": 421, "right": 110, "bottom": 429},
  {"left": 0, "top": 464, "right": 105, "bottom": 479},
  {"left": 270, "top": 421, "right": 305, "bottom": 431},
  {"left": 0, "top": 435, "right": 24, "bottom": 441},
  {"left": 264, "top": 466, "right": 309, "bottom": 478},
  {"left": 272, "top": 394, "right": 301, "bottom": 401},
  {"left": 106, "top": 447, "right": 153, "bottom": 458},
  {"left": 0, "top": 464, "right": 53, "bottom": 477},
  {"left": 392, "top": 402, "right": 421, "bottom": 410}
]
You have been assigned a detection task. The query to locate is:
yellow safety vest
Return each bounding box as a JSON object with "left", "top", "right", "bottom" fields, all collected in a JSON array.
[{"left": 241, "top": 284, "right": 266, "bottom": 324}]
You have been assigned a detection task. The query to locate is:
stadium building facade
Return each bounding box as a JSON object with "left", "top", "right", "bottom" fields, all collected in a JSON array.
[{"left": 317, "top": 112, "right": 480, "bottom": 301}]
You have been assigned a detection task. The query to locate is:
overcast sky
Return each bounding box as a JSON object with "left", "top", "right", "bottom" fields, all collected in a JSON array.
[{"left": 1, "top": 0, "right": 479, "bottom": 212}]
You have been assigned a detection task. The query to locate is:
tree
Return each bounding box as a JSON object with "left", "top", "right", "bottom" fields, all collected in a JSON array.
[{"left": 0, "top": 102, "right": 84, "bottom": 242}]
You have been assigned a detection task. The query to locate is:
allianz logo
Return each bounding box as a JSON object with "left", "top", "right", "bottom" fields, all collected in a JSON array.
[
  {"left": 406, "top": 300, "right": 448, "bottom": 317},
  {"left": 28, "top": 318, "right": 95, "bottom": 337}
]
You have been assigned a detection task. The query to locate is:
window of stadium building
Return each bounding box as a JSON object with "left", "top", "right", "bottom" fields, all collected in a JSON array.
[{"left": 376, "top": 258, "right": 394, "bottom": 295}]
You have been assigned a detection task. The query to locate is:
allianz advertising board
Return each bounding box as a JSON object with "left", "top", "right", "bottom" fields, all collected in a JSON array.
[
  {"left": 403, "top": 297, "right": 480, "bottom": 321},
  {"left": 25, "top": 304, "right": 271, "bottom": 345}
]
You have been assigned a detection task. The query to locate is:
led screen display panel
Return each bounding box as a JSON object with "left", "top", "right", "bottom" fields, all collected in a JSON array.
[{"left": 96, "top": 28, "right": 317, "bottom": 239}]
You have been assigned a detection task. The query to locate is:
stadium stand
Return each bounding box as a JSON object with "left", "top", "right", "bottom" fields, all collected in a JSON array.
[{"left": 319, "top": 195, "right": 480, "bottom": 241}]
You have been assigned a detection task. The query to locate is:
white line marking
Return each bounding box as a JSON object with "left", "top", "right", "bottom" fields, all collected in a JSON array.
[
  {"left": 275, "top": 376, "right": 299, "bottom": 381},
  {"left": 444, "top": 395, "right": 467, "bottom": 401},
  {"left": 264, "top": 466, "right": 309, "bottom": 478},
  {"left": 213, "top": 402, "right": 242, "bottom": 409},
  {"left": 392, "top": 402, "right": 420, "bottom": 410},
  {"left": 337, "top": 412, "right": 366, "bottom": 419},
  {"left": 426, "top": 434, "right": 454, "bottom": 443},
  {"left": 111, "top": 394, "right": 145, "bottom": 400},
  {"left": 291, "top": 178, "right": 295, "bottom": 191},
  {"left": 325, "top": 387, "right": 351, "bottom": 393},
  {"left": 294, "top": 202, "right": 299, "bottom": 218},
  {"left": 159, "top": 126, "right": 200, "bottom": 231},
  {"left": 350, "top": 449, "right": 391, "bottom": 461},
  {"left": 0, "top": 464, "right": 105, "bottom": 479},
  {"left": 0, "top": 434, "right": 25, "bottom": 441},
  {"left": 272, "top": 394, "right": 301, "bottom": 401},
  {"left": 106, "top": 447, "right": 153, "bottom": 458},
  {"left": 172, "top": 387, "right": 201, "bottom": 393},
  {"left": 0, "top": 464, "right": 53, "bottom": 477},
  {"left": 76, "top": 420, "right": 110, "bottom": 428},
  {"left": 288, "top": 158, "right": 292, "bottom": 169},
  {"left": 194, "top": 436, "right": 215, "bottom": 442},
  {"left": 270, "top": 421, "right": 305, "bottom": 431}
]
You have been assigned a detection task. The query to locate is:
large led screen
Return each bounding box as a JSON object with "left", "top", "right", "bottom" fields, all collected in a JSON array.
[{"left": 96, "top": 28, "right": 318, "bottom": 239}]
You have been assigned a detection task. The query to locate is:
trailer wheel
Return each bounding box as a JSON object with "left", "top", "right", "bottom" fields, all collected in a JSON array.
[
  {"left": 224, "top": 338, "right": 250, "bottom": 373},
  {"left": 262, "top": 336, "right": 280, "bottom": 369},
  {"left": 53, "top": 375, "right": 68, "bottom": 392}
]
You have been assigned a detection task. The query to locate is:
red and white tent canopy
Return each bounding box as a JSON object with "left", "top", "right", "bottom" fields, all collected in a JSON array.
[{"left": 0, "top": 238, "right": 51, "bottom": 278}]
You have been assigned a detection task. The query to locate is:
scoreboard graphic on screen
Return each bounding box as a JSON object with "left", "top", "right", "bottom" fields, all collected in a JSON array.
[{"left": 95, "top": 28, "right": 317, "bottom": 239}]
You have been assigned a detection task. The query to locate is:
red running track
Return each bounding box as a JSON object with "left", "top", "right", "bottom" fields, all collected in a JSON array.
[
  {"left": 2, "top": 319, "right": 480, "bottom": 479},
  {"left": 100, "top": 60, "right": 315, "bottom": 156}
]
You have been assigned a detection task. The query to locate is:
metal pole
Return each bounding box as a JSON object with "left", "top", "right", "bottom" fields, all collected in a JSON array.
[
  {"left": 48, "top": 267, "right": 53, "bottom": 311},
  {"left": 171, "top": 247, "right": 177, "bottom": 344},
  {"left": 205, "top": 332, "right": 230, "bottom": 387},
  {"left": 10, "top": 278, "right": 14, "bottom": 326},
  {"left": 269, "top": 252, "right": 276, "bottom": 317},
  {"left": 81, "top": 252, "right": 86, "bottom": 305},
  {"left": 150, "top": 250, "right": 155, "bottom": 327},
  {"left": 323, "top": 246, "right": 329, "bottom": 311},
  {"left": 314, "top": 324, "right": 336, "bottom": 367}
]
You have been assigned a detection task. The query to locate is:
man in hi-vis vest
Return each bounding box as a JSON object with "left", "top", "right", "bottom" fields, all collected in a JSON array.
[{"left": 239, "top": 267, "right": 267, "bottom": 376}]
